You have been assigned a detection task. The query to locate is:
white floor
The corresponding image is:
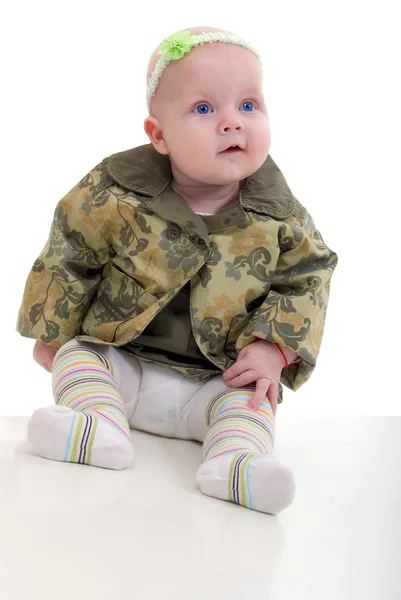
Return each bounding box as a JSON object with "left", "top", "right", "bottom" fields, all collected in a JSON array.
[{"left": 0, "top": 416, "right": 400, "bottom": 600}]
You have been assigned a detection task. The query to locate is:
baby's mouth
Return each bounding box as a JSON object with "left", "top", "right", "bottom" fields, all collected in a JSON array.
[{"left": 220, "top": 145, "right": 244, "bottom": 154}]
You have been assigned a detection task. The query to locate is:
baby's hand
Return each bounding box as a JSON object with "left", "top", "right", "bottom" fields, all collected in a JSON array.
[
  {"left": 223, "top": 340, "right": 284, "bottom": 414},
  {"left": 33, "top": 340, "right": 58, "bottom": 373}
]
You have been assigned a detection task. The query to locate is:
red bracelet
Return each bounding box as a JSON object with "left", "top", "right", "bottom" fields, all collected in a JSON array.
[{"left": 275, "top": 343, "right": 288, "bottom": 368}]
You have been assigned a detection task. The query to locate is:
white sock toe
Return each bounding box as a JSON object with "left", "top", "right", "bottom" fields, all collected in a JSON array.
[
  {"left": 28, "top": 405, "right": 134, "bottom": 470},
  {"left": 196, "top": 452, "right": 295, "bottom": 515}
]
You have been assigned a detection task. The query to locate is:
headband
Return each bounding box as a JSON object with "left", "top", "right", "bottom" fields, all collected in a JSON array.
[{"left": 146, "top": 30, "right": 262, "bottom": 112}]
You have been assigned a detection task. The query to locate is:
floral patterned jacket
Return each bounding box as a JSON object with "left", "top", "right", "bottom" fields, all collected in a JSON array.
[{"left": 16, "top": 144, "right": 338, "bottom": 393}]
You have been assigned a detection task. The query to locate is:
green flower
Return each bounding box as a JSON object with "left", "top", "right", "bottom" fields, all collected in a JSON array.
[{"left": 158, "top": 30, "right": 198, "bottom": 61}]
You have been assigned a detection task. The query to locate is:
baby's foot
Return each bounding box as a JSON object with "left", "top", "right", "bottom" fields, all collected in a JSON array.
[
  {"left": 196, "top": 452, "right": 295, "bottom": 514},
  {"left": 27, "top": 405, "right": 134, "bottom": 470}
]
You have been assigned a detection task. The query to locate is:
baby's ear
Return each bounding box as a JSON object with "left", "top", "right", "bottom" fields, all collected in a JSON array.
[{"left": 143, "top": 117, "right": 169, "bottom": 155}]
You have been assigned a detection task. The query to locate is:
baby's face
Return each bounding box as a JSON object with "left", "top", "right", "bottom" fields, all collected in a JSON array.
[{"left": 151, "top": 43, "right": 271, "bottom": 185}]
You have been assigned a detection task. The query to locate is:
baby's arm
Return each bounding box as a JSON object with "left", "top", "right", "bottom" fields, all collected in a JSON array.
[
  {"left": 16, "top": 162, "right": 112, "bottom": 353},
  {"left": 234, "top": 209, "right": 338, "bottom": 395}
]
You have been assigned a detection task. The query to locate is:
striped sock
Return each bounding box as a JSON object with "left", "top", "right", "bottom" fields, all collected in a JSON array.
[
  {"left": 196, "top": 389, "right": 295, "bottom": 514},
  {"left": 27, "top": 341, "right": 134, "bottom": 470}
]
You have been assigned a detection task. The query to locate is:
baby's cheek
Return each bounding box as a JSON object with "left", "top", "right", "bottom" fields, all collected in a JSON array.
[{"left": 252, "top": 117, "right": 271, "bottom": 152}]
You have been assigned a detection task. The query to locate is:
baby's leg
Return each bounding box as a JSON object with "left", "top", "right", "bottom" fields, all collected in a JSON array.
[
  {"left": 28, "top": 339, "right": 139, "bottom": 470},
  {"left": 188, "top": 380, "right": 295, "bottom": 515}
]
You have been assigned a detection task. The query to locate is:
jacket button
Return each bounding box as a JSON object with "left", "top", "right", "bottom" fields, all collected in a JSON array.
[
  {"left": 166, "top": 223, "right": 182, "bottom": 241},
  {"left": 192, "top": 235, "right": 207, "bottom": 250},
  {"left": 225, "top": 342, "right": 237, "bottom": 358}
]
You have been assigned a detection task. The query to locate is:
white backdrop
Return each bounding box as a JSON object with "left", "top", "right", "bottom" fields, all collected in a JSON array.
[{"left": 1, "top": 0, "right": 399, "bottom": 416}]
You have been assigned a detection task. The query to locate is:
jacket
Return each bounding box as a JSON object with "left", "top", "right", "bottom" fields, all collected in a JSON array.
[{"left": 16, "top": 143, "right": 338, "bottom": 394}]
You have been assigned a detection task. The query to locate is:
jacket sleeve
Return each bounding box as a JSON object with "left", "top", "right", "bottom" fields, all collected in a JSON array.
[
  {"left": 235, "top": 209, "right": 338, "bottom": 391},
  {"left": 16, "top": 164, "right": 112, "bottom": 348}
]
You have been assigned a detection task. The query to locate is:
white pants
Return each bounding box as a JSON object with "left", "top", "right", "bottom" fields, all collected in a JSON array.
[{"left": 69, "top": 340, "right": 232, "bottom": 443}]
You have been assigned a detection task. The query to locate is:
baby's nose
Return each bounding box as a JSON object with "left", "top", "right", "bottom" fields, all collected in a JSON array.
[{"left": 219, "top": 113, "right": 245, "bottom": 134}]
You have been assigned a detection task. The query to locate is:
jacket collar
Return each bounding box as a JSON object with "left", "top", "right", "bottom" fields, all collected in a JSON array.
[{"left": 106, "top": 144, "right": 295, "bottom": 234}]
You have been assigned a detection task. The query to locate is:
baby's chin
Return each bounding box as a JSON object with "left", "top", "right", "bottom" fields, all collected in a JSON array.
[
  {"left": 200, "top": 166, "right": 259, "bottom": 186},
  {"left": 181, "top": 163, "right": 260, "bottom": 186}
]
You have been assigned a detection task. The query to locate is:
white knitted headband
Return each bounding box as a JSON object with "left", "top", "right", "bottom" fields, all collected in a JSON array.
[{"left": 146, "top": 30, "right": 262, "bottom": 112}]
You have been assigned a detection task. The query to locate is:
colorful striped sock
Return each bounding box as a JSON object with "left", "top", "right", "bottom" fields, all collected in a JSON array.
[
  {"left": 196, "top": 389, "right": 295, "bottom": 514},
  {"left": 27, "top": 341, "right": 134, "bottom": 470}
]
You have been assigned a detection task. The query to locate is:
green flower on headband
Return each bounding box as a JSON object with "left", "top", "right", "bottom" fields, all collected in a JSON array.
[{"left": 158, "top": 31, "right": 198, "bottom": 61}]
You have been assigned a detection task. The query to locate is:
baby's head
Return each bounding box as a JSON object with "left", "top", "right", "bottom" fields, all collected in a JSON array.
[{"left": 144, "top": 26, "right": 271, "bottom": 186}]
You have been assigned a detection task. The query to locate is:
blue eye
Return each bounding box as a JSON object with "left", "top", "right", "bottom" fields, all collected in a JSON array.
[
  {"left": 240, "top": 101, "right": 255, "bottom": 112},
  {"left": 194, "top": 103, "right": 212, "bottom": 114}
]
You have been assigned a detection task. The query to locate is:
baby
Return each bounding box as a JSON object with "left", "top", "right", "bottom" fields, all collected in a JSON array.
[{"left": 17, "top": 26, "right": 338, "bottom": 515}]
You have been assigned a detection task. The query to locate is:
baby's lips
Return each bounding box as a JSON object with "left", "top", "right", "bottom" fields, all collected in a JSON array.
[{"left": 219, "top": 144, "right": 244, "bottom": 153}]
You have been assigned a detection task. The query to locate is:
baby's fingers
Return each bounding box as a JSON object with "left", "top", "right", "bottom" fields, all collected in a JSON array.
[
  {"left": 248, "top": 378, "right": 271, "bottom": 411},
  {"left": 267, "top": 382, "right": 279, "bottom": 416},
  {"left": 223, "top": 360, "right": 245, "bottom": 381},
  {"left": 225, "top": 370, "right": 257, "bottom": 388}
]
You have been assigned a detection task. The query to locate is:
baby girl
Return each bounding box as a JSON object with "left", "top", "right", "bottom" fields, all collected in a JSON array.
[{"left": 17, "top": 26, "right": 338, "bottom": 515}]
